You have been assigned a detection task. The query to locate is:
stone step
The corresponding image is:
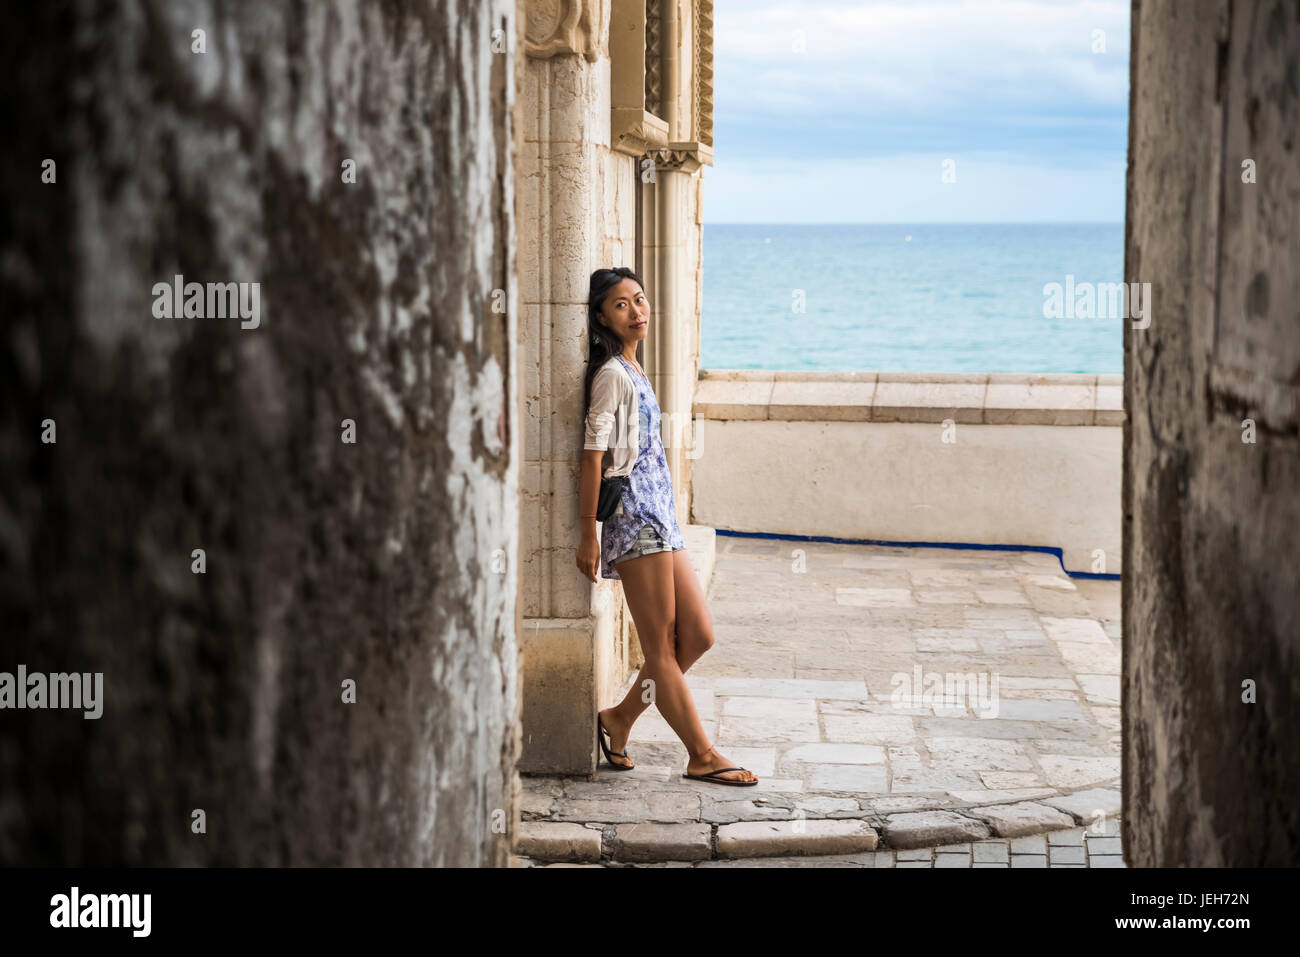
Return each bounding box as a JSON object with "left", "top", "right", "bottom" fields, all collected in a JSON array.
[{"left": 516, "top": 804, "right": 1123, "bottom": 865}]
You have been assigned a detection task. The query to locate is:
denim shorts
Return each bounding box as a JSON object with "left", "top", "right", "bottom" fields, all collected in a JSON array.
[{"left": 612, "top": 523, "right": 676, "bottom": 565}]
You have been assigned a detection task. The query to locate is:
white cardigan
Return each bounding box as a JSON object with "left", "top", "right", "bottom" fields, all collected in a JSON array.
[{"left": 583, "top": 356, "right": 640, "bottom": 484}]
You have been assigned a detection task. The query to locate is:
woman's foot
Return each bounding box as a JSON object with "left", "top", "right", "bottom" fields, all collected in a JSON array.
[
  {"left": 598, "top": 707, "right": 634, "bottom": 769},
  {"left": 686, "top": 745, "right": 757, "bottom": 783}
]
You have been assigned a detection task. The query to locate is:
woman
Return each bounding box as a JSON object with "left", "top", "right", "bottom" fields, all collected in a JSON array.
[{"left": 576, "top": 266, "right": 758, "bottom": 786}]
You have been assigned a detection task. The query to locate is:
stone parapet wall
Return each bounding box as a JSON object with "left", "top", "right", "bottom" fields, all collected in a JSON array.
[{"left": 691, "top": 371, "right": 1122, "bottom": 575}]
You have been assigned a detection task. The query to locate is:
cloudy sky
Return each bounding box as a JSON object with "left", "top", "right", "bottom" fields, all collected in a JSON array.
[{"left": 707, "top": 0, "right": 1130, "bottom": 223}]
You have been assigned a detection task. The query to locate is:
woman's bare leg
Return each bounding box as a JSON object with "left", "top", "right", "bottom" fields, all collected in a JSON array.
[
  {"left": 600, "top": 549, "right": 756, "bottom": 782},
  {"left": 609, "top": 550, "right": 714, "bottom": 719}
]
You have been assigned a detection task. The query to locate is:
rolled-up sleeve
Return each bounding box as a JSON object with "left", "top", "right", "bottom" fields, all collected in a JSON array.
[{"left": 584, "top": 366, "right": 618, "bottom": 451}]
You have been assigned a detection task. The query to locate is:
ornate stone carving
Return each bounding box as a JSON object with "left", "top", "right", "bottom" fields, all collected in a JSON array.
[
  {"left": 646, "top": 145, "right": 710, "bottom": 174},
  {"left": 694, "top": 0, "right": 714, "bottom": 148},
  {"left": 524, "top": 0, "right": 608, "bottom": 62},
  {"left": 645, "top": 0, "right": 663, "bottom": 117}
]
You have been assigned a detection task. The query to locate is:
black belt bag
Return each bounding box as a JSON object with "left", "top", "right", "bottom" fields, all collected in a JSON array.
[{"left": 596, "top": 475, "right": 628, "bottom": 521}]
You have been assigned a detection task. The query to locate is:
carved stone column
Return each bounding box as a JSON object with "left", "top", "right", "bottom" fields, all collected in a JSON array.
[
  {"left": 639, "top": 1, "right": 713, "bottom": 527},
  {"left": 515, "top": 0, "right": 713, "bottom": 774},
  {"left": 518, "top": 0, "right": 632, "bottom": 775}
]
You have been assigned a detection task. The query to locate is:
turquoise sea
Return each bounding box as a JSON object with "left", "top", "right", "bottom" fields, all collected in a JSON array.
[{"left": 701, "top": 223, "right": 1124, "bottom": 374}]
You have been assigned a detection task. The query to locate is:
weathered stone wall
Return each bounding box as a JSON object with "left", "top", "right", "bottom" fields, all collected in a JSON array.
[
  {"left": 1124, "top": 0, "right": 1299, "bottom": 865},
  {"left": 0, "top": 0, "right": 520, "bottom": 865}
]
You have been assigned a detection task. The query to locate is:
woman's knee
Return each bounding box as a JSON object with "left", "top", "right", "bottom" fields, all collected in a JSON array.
[
  {"left": 678, "top": 617, "right": 715, "bottom": 656},
  {"left": 695, "top": 620, "right": 716, "bottom": 652},
  {"left": 640, "top": 618, "right": 678, "bottom": 663},
  {"left": 702, "top": 626, "right": 715, "bottom": 652}
]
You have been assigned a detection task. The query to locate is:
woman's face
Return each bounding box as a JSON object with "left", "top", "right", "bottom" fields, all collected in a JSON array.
[{"left": 598, "top": 279, "right": 649, "bottom": 347}]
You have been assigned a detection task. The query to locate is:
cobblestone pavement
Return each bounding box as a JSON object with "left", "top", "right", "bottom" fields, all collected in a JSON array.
[{"left": 520, "top": 537, "right": 1124, "bottom": 865}]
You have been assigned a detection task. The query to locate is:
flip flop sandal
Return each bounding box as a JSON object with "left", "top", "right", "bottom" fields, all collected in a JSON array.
[
  {"left": 682, "top": 767, "right": 758, "bottom": 786},
  {"left": 597, "top": 716, "right": 634, "bottom": 770}
]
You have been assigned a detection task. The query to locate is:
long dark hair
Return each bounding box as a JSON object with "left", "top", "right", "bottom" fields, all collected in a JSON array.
[{"left": 583, "top": 266, "right": 645, "bottom": 417}]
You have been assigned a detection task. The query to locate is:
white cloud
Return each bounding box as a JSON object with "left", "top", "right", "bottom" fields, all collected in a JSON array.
[{"left": 716, "top": 0, "right": 1131, "bottom": 117}]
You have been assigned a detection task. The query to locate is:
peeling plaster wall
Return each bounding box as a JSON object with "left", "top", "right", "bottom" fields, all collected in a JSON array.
[
  {"left": 1123, "top": 0, "right": 1299, "bottom": 866},
  {"left": 0, "top": 0, "right": 520, "bottom": 865}
]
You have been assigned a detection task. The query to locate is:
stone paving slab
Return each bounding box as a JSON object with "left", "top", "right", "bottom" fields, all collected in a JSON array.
[
  {"left": 716, "top": 818, "right": 878, "bottom": 858},
  {"left": 881, "top": 810, "right": 991, "bottom": 848},
  {"left": 964, "top": 800, "right": 1078, "bottom": 837},
  {"left": 520, "top": 540, "right": 1124, "bottom": 865},
  {"left": 613, "top": 823, "right": 712, "bottom": 862},
  {"left": 516, "top": 822, "right": 602, "bottom": 863},
  {"left": 1042, "top": 786, "right": 1124, "bottom": 824}
]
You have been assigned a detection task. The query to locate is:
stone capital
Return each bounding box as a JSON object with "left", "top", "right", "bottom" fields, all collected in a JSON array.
[
  {"left": 524, "top": 0, "right": 608, "bottom": 62},
  {"left": 645, "top": 142, "right": 713, "bottom": 173}
]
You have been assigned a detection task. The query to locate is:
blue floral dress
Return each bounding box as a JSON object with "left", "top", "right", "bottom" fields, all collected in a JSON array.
[{"left": 599, "top": 356, "right": 685, "bottom": 580}]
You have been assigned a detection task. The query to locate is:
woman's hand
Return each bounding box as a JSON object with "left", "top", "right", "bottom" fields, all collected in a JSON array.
[
  {"left": 577, "top": 532, "right": 601, "bottom": 583},
  {"left": 578, "top": 449, "right": 606, "bottom": 582}
]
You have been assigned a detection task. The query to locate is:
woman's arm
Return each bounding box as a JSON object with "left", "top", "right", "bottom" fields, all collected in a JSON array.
[
  {"left": 577, "top": 449, "right": 605, "bottom": 582},
  {"left": 578, "top": 365, "right": 621, "bottom": 582}
]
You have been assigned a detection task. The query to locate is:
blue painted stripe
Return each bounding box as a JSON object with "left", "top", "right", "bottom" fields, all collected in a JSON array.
[{"left": 712, "top": 528, "right": 1122, "bottom": 581}]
